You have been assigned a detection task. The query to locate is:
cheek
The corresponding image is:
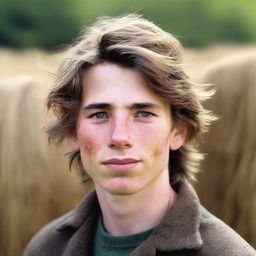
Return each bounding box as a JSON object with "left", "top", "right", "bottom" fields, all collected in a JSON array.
[
  {"left": 137, "top": 126, "right": 170, "bottom": 159},
  {"left": 77, "top": 130, "right": 102, "bottom": 161},
  {"left": 151, "top": 139, "right": 170, "bottom": 163}
]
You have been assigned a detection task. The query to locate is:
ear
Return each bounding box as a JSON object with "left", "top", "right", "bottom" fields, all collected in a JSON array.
[
  {"left": 169, "top": 125, "right": 187, "bottom": 150},
  {"left": 66, "top": 129, "right": 80, "bottom": 151}
]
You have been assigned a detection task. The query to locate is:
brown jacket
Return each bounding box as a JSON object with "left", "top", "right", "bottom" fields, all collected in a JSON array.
[{"left": 23, "top": 182, "right": 255, "bottom": 256}]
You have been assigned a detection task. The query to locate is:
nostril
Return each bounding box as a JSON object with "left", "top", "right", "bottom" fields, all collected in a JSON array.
[
  {"left": 109, "top": 141, "right": 132, "bottom": 149},
  {"left": 109, "top": 131, "right": 133, "bottom": 148}
]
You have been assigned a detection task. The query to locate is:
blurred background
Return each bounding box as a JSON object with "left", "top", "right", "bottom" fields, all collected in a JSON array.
[
  {"left": 0, "top": 0, "right": 255, "bottom": 255},
  {"left": 1, "top": 0, "right": 256, "bottom": 49}
]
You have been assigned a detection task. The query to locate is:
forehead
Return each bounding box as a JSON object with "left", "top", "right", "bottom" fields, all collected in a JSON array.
[{"left": 81, "top": 62, "right": 169, "bottom": 109}]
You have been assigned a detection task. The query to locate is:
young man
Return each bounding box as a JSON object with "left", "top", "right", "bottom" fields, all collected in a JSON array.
[{"left": 23, "top": 14, "right": 255, "bottom": 255}]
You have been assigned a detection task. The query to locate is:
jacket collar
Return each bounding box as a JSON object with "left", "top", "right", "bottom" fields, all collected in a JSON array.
[
  {"left": 56, "top": 181, "right": 202, "bottom": 255},
  {"left": 57, "top": 191, "right": 100, "bottom": 256},
  {"left": 131, "top": 181, "right": 203, "bottom": 255},
  {"left": 57, "top": 190, "right": 100, "bottom": 232}
]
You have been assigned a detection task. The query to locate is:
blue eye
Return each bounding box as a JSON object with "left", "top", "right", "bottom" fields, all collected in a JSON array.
[
  {"left": 90, "top": 112, "right": 108, "bottom": 119},
  {"left": 137, "top": 111, "right": 154, "bottom": 118}
]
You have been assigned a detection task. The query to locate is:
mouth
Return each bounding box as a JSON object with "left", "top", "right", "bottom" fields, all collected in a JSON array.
[
  {"left": 103, "top": 158, "right": 141, "bottom": 171},
  {"left": 103, "top": 158, "right": 140, "bottom": 164}
]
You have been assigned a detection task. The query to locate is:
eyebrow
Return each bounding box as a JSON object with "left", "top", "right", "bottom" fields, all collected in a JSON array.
[
  {"left": 128, "top": 103, "right": 161, "bottom": 111},
  {"left": 83, "top": 103, "right": 111, "bottom": 111},
  {"left": 82, "top": 102, "right": 162, "bottom": 111}
]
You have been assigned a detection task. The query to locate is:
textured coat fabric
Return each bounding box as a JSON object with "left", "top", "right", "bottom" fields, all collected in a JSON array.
[{"left": 23, "top": 182, "right": 256, "bottom": 256}]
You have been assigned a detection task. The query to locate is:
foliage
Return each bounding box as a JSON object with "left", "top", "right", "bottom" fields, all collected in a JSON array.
[
  {"left": 0, "top": 0, "right": 256, "bottom": 49},
  {"left": 0, "top": 0, "right": 82, "bottom": 49}
]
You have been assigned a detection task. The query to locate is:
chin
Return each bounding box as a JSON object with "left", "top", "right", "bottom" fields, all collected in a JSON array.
[{"left": 99, "top": 178, "right": 144, "bottom": 196}]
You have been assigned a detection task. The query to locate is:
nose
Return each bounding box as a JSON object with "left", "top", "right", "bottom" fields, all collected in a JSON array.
[{"left": 108, "top": 117, "right": 133, "bottom": 149}]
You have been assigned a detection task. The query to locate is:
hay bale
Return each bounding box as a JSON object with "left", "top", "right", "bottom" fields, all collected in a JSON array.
[
  {"left": 194, "top": 53, "right": 256, "bottom": 247},
  {"left": 0, "top": 76, "right": 91, "bottom": 256}
]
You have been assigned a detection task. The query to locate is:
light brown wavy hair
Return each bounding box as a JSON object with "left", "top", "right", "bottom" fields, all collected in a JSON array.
[{"left": 46, "top": 14, "right": 215, "bottom": 185}]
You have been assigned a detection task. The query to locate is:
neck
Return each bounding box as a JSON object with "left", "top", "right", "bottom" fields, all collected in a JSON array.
[{"left": 95, "top": 170, "right": 177, "bottom": 236}]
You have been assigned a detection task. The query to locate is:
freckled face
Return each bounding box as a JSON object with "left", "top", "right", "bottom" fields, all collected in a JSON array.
[{"left": 70, "top": 63, "right": 181, "bottom": 195}]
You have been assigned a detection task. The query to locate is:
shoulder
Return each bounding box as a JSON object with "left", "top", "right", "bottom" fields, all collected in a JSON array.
[
  {"left": 199, "top": 207, "right": 256, "bottom": 256},
  {"left": 23, "top": 213, "right": 74, "bottom": 256},
  {"left": 23, "top": 190, "right": 99, "bottom": 256}
]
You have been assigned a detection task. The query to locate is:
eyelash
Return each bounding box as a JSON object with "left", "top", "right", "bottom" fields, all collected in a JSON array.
[
  {"left": 136, "top": 111, "right": 155, "bottom": 118},
  {"left": 88, "top": 111, "right": 156, "bottom": 119},
  {"left": 89, "top": 112, "right": 109, "bottom": 119}
]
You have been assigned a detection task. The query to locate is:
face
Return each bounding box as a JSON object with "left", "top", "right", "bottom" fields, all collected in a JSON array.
[{"left": 69, "top": 62, "right": 186, "bottom": 195}]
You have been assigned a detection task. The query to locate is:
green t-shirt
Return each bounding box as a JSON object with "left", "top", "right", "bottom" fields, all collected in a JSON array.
[{"left": 91, "top": 217, "right": 155, "bottom": 256}]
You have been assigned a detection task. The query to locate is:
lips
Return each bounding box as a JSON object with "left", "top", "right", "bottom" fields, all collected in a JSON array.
[
  {"left": 103, "top": 158, "right": 140, "bottom": 171},
  {"left": 103, "top": 158, "right": 140, "bottom": 165}
]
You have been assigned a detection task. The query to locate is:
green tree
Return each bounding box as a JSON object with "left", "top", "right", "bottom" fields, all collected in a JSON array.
[{"left": 0, "top": 0, "right": 256, "bottom": 49}]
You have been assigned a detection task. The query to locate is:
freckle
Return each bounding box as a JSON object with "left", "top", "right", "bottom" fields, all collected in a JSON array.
[
  {"left": 153, "top": 147, "right": 162, "bottom": 157},
  {"left": 84, "top": 135, "right": 98, "bottom": 153}
]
